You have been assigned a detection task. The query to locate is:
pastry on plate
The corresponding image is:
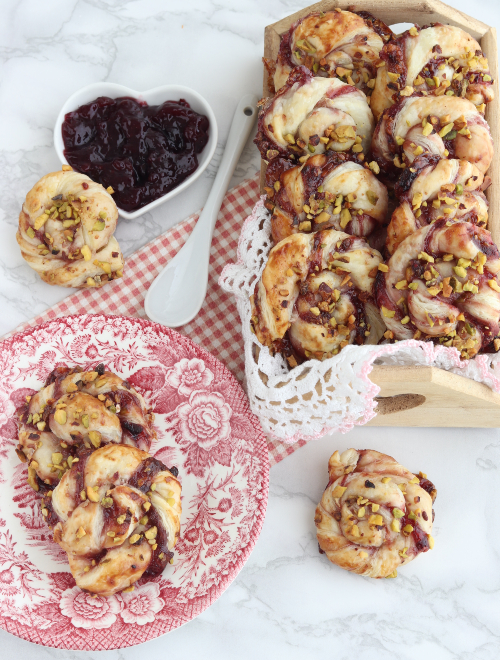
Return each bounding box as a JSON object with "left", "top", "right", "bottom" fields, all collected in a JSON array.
[
  {"left": 315, "top": 448, "right": 436, "bottom": 578},
  {"left": 48, "top": 444, "right": 181, "bottom": 596},
  {"left": 265, "top": 152, "right": 388, "bottom": 243},
  {"left": 371, "top": 23, "right": 494, "bottom": 121},
  {"left": 255, "top": 66, "right": 374, "bottom": 165},
  {"left": 371, "top": 94, "right": 494, "bottom": 177},
  {"left": 386, "top": 156, "right": 487, "bottom": 254},
  {"left": 273, "top": 8, "right": 392, "bottom": 95},
  {"left": 17, "top": 167, "right": 124, "bottom": 288},
  {"left": 375, "top": 220, "right": 500, "bottom": 358},
  {"left": 250, "top": 229, "right": 385, "bottom": 364},
  {"left": 16, "top": 364, "right": 156, "bottom": 488}
]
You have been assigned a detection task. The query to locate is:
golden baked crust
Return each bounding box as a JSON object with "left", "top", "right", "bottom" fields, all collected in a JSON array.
[
  {"left": 274, "top": 9, "right": 391, "bottom": 95},
  {"left": 386, "top": 156, "right": 487, "bottom": 254},
  {"left": 16, "top": 168, "right": 124, "bottom": 288},
  {"left": 17, "top": 365, "right": 156, "bottom": 488},
  {"left": 376, "top": 220, "right": 500, "bottom": 358},
  {"left": 371, "top": 24, "right": 494, "bottom": 121},
  {"left": 50, "top": 444, "right": 181, "bottom": 596},
  {"left": 371, "top": 95, "right": 494, "bottom": 177},
  {"left": 315, "top": 449, "right": 436, "bottom": 579},
  {"left": 266, "top": 153, "right": 388, "bottom": 243},
  {"left": 255, "top": 66, "right": 374, "bottom": 165},
  {"left": 250, "top": 229, "right": 385, "bottom": 362}
]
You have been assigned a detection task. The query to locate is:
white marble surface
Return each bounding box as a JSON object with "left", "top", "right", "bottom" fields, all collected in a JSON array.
[{"left": 2, "top": 0, "right": 500, "bottom": 657}]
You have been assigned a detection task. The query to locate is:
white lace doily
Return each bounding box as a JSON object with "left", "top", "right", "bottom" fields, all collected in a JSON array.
[{"left": 219, "top": 198, "right": 500, "bottom": 442}]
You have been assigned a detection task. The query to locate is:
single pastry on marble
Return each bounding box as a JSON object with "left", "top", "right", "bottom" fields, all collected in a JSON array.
[
  {"left": 265, "top": 152, "right": 388, "bottom": 243},
  {"left": 46, "top": 444, "right": 181, "bottom": 596},
  {"left": 375, "top": 220, "right": 500, "bottom": 358},
  {"left": 315, "top": 448, "right": 436, "bottom": 579},
  {"left": 255, "top": 66, "right": 375, "bottom": 166},
  {"left": 386, "top": 156, "right": 488, "bottom": 254},
  {"left": 250, "top": 229, "right": 385, "bottom": 365},
  {"left": 272, "top": 9, "right": 392, "bottom": 95},
  {"left": 371, "top": 23, "right": 494, "bottom": 121},
  {"left": 17, "top": 166, "right": 124, "bottom": 288},
  {"left": 16, "top": 364, "right": 156, "bottom": 489},
  {"left": 371, "top": 94, "right": 494, "bottom": 177}
]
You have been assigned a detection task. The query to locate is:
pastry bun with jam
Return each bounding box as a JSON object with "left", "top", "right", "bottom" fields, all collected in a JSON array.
[
  {"left": 17, "top": 167, "right": 124, "bottom": 288},
  {"left": 273, "top": 9, "right": 392, "bottom": 95},
  {"left": 250, "top": 229, "right": 385, "bottom": 364},
  {"left": 16, "top": 364, "right": 155, "bottom": 489},
  {"left": 49, "top": 444, "right": 181, "bottom": 596},
  {"left": 371, "top": 24, "right": 494, "bottom": 121},
  {"left": 266, "top": 152, "right": 388, "bottom": 244},
  {"left": 255, "top": 66, "right": 375, "bottom": 165},
  {"left": 375, "top": 220, "right": 500, "bottom": 359},
  {"left": 371, "top": 94, "right": 493, "bottom": 177},
  {"left": 386, "top": 156, "right": 487, "bottom": 254},
  {"left": 315, "top": 449, "right": 436, "bottom": 578}
]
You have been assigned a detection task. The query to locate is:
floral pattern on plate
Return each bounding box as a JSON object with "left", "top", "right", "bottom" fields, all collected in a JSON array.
[{"left": 0, "top": 314, "right": 269, "bottom": 650}]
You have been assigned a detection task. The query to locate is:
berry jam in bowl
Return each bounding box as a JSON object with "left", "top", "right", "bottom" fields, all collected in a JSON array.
[{"left": 54, "top": 83, "right": 218, "bottom": 219}]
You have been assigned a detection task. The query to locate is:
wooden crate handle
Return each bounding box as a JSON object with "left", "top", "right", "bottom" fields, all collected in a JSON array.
[{"left": 367, "top": 365, "right": 500, "bottom": 426}]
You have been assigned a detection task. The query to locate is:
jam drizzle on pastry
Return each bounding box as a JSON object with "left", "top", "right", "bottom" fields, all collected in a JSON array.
[
  {"left": 371, "top": 23, "right": 494, "bottom": 121},
  {"left": 255, "top": 66, "right": 375, "bottom": 166},
  {"left": 386, "top": 156, "right": 488, "bottom": 254},
  {"left": 273, "top": 9, "right": 392, "bottom": 95},
  {"left": 375, "top": 219, "right": 500, "bottom": 358},
  {"left": 250, "top": 229, "right": 385, "bottom": 364},
  {"left": 315, "top": 449, "right": 436, "bottom": 578},
  {"left": 265, "top": 152, "right": 388, "bottom": 243}
]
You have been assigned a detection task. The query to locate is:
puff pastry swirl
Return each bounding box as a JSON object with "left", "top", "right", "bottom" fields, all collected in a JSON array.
[
  {"left": 375, "top": 220, "right": 500, "bottom": 358},
  {"left": 255, "top": 66, "right": 374, "bottom": 165},
  {"left": 371, "top": 94, "right": 493, "bottom": 176},
  {"left": 266, "top": 153, "right": 388, "bottom": 243},
  {"left": 17, "top": 364, "right": 155, "bottom": 489},
  {"left": 386, "top": 156, "right": 487, "bottom": 254},
  {"left": 48, "top": 444, "right": 181, "bottom": 596},
  {"left": 17, "top": 168, "right": 124, "bottom": 288},
  {"left": 371, "top": 24, "right": 494, "bottom": 121},
  {"left": 250, "top": 229, "right": 385, "bottom": 363},
  {"left": 273, "top": 9, "right": 391, "bottom": 94},
  {"left": 315, "top": 449, "right": 436, "bottom": 579}
]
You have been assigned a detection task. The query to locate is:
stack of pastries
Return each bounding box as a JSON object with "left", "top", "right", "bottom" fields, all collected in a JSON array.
[
  {"left": 16, "top": 364, "right": 181, "bottom": 596},
  {"left": 253, "top": 7, "right": 499, "bottom": 364}
]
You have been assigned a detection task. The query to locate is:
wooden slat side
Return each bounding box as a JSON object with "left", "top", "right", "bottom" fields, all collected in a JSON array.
[
  {"left": 366, "top": 365, "right": 500, "bottom": 426},
  {"left": 482, "top": 28, "right": 499, "bottom": 245},
  {"left": 267, "top": 0, "right": 489, "bottom": 39}
]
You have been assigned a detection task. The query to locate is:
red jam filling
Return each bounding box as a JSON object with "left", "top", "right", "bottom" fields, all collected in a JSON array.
[{"left": 62, "top": 96, "right": 210, "bottom": 212}]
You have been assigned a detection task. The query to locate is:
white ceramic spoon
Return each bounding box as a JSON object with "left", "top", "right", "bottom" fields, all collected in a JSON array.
[{"left": 145, "top": 93, "right": 259, "bottom": 327}]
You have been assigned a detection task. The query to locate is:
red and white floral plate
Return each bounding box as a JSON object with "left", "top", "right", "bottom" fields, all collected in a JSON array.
[{"left": 0, "top": 314, "right": 269, "bottom": 650}]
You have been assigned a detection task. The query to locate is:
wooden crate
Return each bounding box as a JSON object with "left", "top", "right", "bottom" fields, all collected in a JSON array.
[{"left": 262, "top": 0, "right": 500, "bottom": 426}]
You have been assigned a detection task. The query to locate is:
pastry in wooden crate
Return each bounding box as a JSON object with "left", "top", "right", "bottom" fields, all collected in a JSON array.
[
  {"left": 255, "top": 66, "right": 374, "bottom": 165},
  {"left": 315, "top": 448, "right": 436, "bottom": 578},
  {"left": 386, "top": 156, "right": 488, "bottom": 254},
  {"left": 371, "top": 94, "right": 494, "bottom": 177},
  {"left": 17, "top": 167, "right": 124, "bottom": 288},
  {"left": 272, "top": 8, "right": 391, "bottom": 95},
  {"left": 219, "top": 0, "right": 500, "bottom": 435},
  {"left": 250, "top": 229, "right": 385, "bottom": 363},
  {"left": 371, "top": 23, "right": 494, "bottom": 121},
  {"left": 264, "top": 152, "right": 388, "bottom": 243},
  {"left": 375, "top": 219, "right": 500, "bottom": 358}
]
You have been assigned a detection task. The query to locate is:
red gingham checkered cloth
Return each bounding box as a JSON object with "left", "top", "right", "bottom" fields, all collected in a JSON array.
[{"left": 5, "top": 174, "right": 306, "bottom": 467}]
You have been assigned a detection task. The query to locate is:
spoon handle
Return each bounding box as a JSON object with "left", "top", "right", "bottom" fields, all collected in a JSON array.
[
  {"left": 190, "top": 93, "right": 259, "bottom": 244},
  {"left": 144, "top": 94, "right": 258, "bottom": 328}
]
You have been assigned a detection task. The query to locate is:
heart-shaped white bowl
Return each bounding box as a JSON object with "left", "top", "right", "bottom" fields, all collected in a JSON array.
[{"left": 54, "top": 82, "right": 218, "bottom": 220}]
